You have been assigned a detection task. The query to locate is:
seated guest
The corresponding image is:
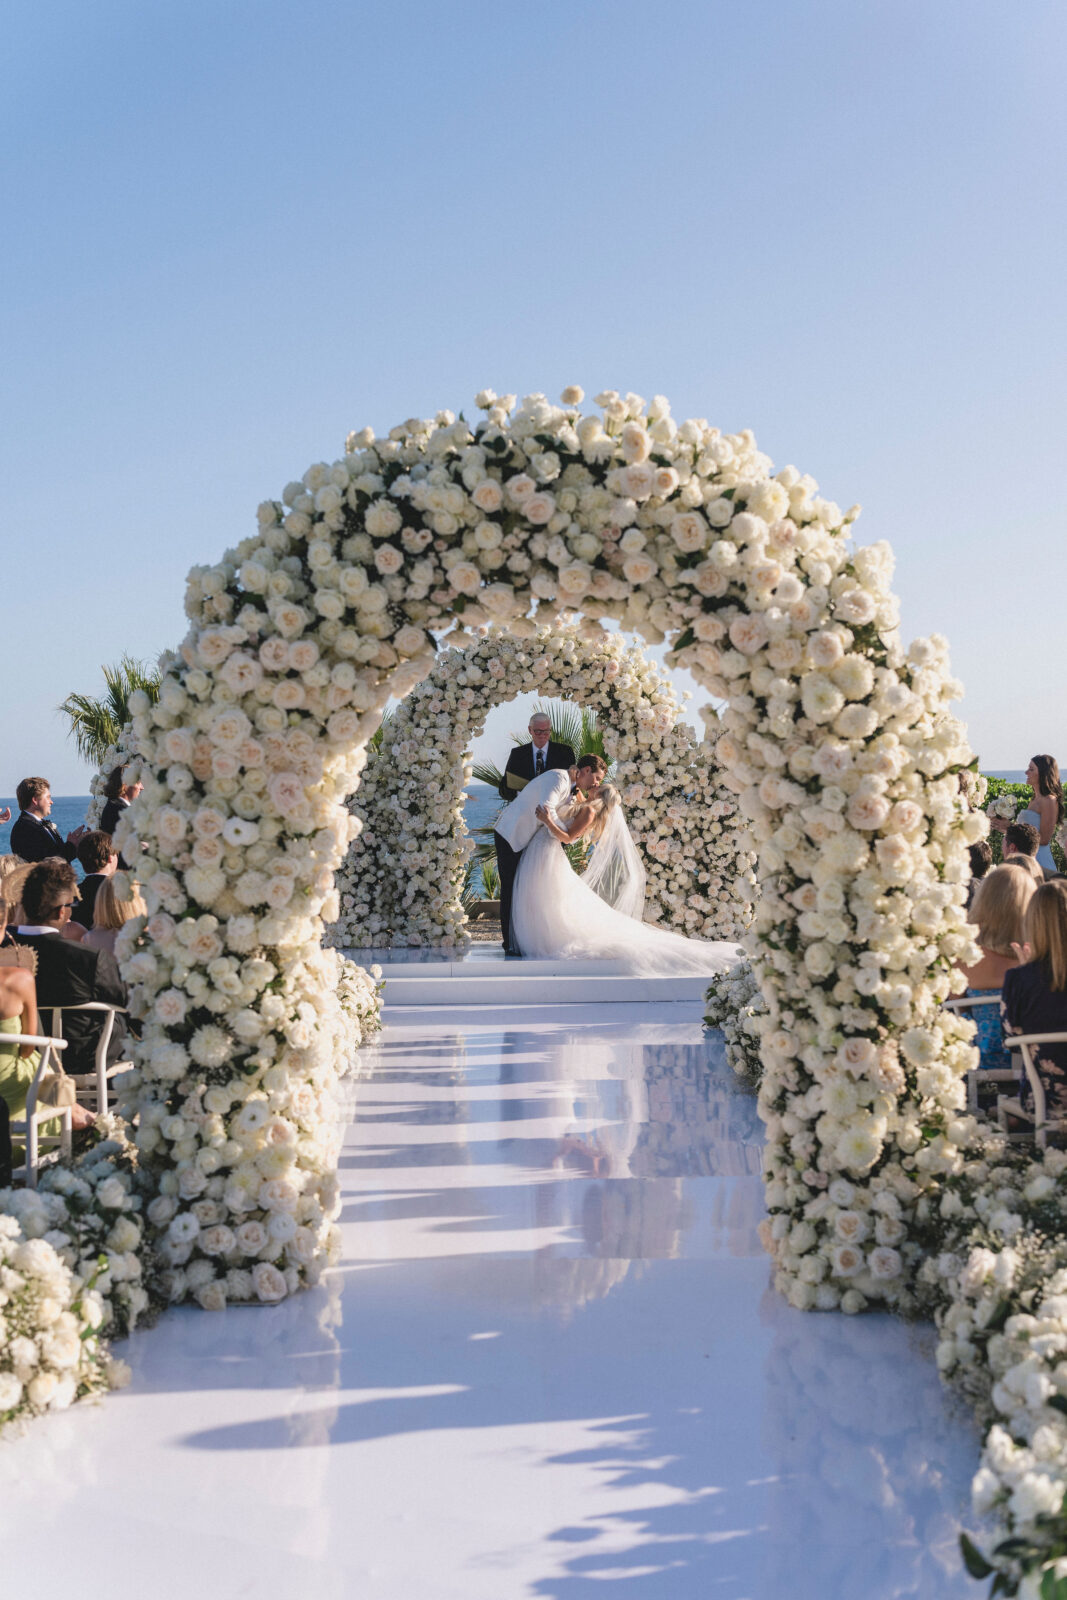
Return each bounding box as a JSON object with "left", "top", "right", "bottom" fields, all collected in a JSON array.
[
  {"left": 1004, "top": 820, "right": 1040, "bottom": 862},
  {"left": 72, "top": 832, "right": 118, "bottom": 930},
  {"left": 0, "top": 1097, "right": 10, "bottom": 1188},
  {"left": 966, "top": 839, "right": 993, "bottom": 910},
  {"left": 0, "top": 894, "right": 92, "bottom": 1131},
  {"left": 99, "top": 765, "right": 143, "bottom": 841},
  {"left": 84, "top": 877, "right": 146, "bottom": 957},
  {"left": 1004, "top": 854, "right": 1045, "bottom": 885},
  {"left": 10, "top": 777, "right": 85, "bottom": 864},
  {"left": 960, "top": 866, "right": 1036, "bottom": 1071},
  {"left": 1003, "top": 881, "right": 1067, "bottom": 1121},
  {"left": 9, "top": 861, "right": 127, "bottom": 1078}
]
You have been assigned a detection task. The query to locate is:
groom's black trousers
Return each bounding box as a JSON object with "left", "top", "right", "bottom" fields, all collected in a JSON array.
[{"left": 493, "top": 831, "right": 523, "bottom": 955}]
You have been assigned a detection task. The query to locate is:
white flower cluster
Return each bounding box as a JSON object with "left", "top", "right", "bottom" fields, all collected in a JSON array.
[
  {"left": 986, "top": 794, "right": 1018, "bottom": 822},
  {"left": 914, "top": 1138, "right": 1067, "bottom": 1594},
  {"left": 0, "top": 1210, "right": 115, "bottom": 1429},
  {"left": 703, "top": 958, "right": 767, "bottom": 1082},
  {"left": 331, "top": 624, "right": 754, "bottom": 948}
]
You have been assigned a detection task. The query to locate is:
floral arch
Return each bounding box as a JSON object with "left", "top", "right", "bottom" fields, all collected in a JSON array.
[
  {"left": 331, "top": 623, "right": 754, "bottom": 950},
  {"left": 110, "top": 386, "right": 982, "bottom": 1320}
]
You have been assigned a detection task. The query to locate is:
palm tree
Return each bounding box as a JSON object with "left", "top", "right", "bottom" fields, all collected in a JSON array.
[{"left": 59, "top": 656, "right": 161, "bottom": 767}]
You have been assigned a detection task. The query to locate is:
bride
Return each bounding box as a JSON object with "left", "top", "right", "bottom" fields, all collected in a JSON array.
[{"left": 509, "top": 754, "right": 743, "bottom": 976}]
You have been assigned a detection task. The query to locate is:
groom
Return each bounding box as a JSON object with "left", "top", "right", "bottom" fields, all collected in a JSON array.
[{"left": 493, "top": 757, "right": 603, "bottom": 958}]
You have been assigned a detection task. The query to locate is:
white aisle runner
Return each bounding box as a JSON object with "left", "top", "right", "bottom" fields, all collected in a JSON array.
[{"left": 0, "top": 1004, "right": 982, "bottom": 1599}]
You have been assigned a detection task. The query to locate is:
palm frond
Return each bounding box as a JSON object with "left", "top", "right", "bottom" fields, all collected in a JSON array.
[
  {"left": 471, "top": 760, "right": 503, "bottom": 788},
  {"left": 368, "top": 705, "right": 396, "bottom": 753},
  {"left": 59, "top": 656, "right": 162, "bottom": 767}
]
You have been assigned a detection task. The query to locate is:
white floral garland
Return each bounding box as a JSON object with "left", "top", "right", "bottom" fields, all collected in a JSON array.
[
  {"left": 332, "top": 623, "right": 754, "bottom": 949},
  {"left": 105, "top": 386, "right": 982, "bottom": 1323}
]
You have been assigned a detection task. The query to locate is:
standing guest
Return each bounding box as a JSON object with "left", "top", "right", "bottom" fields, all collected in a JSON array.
[
  {"left": 1010, "top": 757, "right": 1062, "bottom": 873},
  {"left": 966, "top": 839, "right": 993, "bottom": 910},
  {"left": 84, "top": 877, "right": 146, "bottom": 957},
  {"left": 1003, "top": 880, "right": 1067, "bottom": 1121},
  {"left": 72, "top": 832, "right": 118, "bottom": 930},
  {"left": 497, "top": 713, "right": 576, "bottom": 803},
  {"left": 9, "top": 778, "right": 86, "bottom": 864},
  {"left": 959, "top": 866, "right": 1036, "bottom": 1071},
  {"left": 99, "top": 766, "right": 143, "bottom": 839},
  {"left": 9, "top": 861, "right": 128, "bottom": 1077}
]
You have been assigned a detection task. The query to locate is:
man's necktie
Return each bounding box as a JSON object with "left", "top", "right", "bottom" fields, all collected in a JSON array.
[{"left": 536, "top": 749, "right": 544, "bottom": 776}]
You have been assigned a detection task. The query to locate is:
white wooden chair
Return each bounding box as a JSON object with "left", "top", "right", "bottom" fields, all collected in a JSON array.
[
  {"left": 7, "top": 1034, "right": 71, "bottom": 1188},
  {"left": 997, "top": 1032, "right": 1067, "bottom": 1148},
  {"left": 945, "top": 994, "right": 1017, "bottom": 1113},
  {"left": 45, "top": 1003, "right": 132, "bottom": 1115}
]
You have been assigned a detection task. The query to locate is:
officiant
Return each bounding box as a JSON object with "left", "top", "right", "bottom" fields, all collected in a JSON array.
[
  {"left": 494, "top": 713, "right": 576, "bottom": 958},
  {"left": 497, "top": 714, "right": 576, "bottom": 801}
]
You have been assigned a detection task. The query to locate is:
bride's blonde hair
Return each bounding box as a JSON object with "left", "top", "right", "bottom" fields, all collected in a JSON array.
[{"left": 584, "top": 783, "right": 621, "bottom": 845}]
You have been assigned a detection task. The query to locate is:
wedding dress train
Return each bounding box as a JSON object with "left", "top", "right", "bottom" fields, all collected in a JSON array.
[{"left": 510, "top": 823, "right": 743, "bottom": 977}]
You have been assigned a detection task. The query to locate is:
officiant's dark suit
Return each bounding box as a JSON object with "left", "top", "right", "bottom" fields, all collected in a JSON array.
[
  {"left": 494, "top": 737, "right": 575, "bottom": 956},
  {"left": 497, "top": 740, "right": 576, "bottom": 802},
  {"left": 10, "top": 812, "right": 78, "bottom": 864}
]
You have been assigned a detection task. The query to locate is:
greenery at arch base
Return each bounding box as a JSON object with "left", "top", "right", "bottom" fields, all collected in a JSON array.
[{"left": 3, "top": 386, "right": 1067, "bottom": 1591}]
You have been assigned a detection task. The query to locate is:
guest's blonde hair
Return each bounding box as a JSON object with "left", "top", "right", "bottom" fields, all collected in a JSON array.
[
  {"left": 1024, "top": 881, "right": 1067, "bottom": 992},
  {"left": 972, "top": 864, "right": 1036, "bottom": 956},
  {"left": 92, "top": 877, "right": 146, "bottom": 932},
  {"left": 1003, "top": 854, "right": 1044, "bottom": 884},
  {"left": 0, "top": 861, "right": 36, "bottom": 926}
]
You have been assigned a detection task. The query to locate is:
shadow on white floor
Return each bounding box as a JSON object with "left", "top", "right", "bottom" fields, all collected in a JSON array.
[{"left": 0, "top": 1006, "right": 982, "bottom": 1600}]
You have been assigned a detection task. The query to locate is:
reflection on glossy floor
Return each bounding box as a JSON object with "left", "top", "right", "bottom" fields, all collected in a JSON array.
[{"left": 1, "top": 1005, "right": 982, "bottom": 1600}]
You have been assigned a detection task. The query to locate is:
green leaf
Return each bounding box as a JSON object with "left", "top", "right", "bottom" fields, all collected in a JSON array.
[
  {"left": 1047, "top": 1394, "right": 1067, "bottom": 1416},
  {"left": 959, "top": 1533, "right": 995, "bottom": 1579},
  {"left": 1040, "top": 1569, "right": 1062, "bottom": 1600}
]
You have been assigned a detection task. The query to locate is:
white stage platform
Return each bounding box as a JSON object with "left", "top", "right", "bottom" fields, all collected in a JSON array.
[
  {"left": 0, "top": 1003, "right": 983, "bottom": 1599},
  {"left": 348, "top": 944, "right": 728, "bottom": 1006}
]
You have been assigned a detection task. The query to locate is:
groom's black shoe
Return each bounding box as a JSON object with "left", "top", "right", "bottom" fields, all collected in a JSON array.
[{"left": 504, "top": 948, "right": 523, "bottom": 959}]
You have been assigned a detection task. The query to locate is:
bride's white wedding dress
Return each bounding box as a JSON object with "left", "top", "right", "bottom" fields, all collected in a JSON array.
[{"left": 510, "top": 798, "right": 743, "bottom": 978}]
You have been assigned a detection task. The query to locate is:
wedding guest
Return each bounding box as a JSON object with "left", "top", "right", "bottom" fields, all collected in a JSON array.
[
  {"left": 1017, "top": 757, "right": 1062, "bottom": 873},
  {"left": 72, "top": 832, "right": 118, "bottom": 930},
  {"left": 83, "top": 877, "right": 146, "bottom": 956},
  {"left": 9, "top": 778, "right": 86, "bottom": 864},
  {"left": 966, "top": 839, "right": 993, "bottom": 910},
  {"left": 959, "top": 866, "right": 1035, "bottom": 1072},
  {"left": 1004, "top": 820, "right": 1040, "bottom": 861},
  {"left": 1002, "top": 880, "right": 1067, "bottom": 1121},
  {"left": 1004, "top": 855, "right": 1044, "bottom": 885},
  {"left": 497, "top": 713, "right": 576, "bottom": 803},
  {"left": 9, "top": 861, "right": 128, "bottom": 1077},
  {"left": 99, "top": 765, "right": 143, "bottom": 839},
  {"left": 0, "top": 894, "right": 91, "bottom": 1131}
]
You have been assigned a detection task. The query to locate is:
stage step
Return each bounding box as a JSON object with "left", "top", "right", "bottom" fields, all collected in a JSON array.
[{"left": 342, "top": 948, "right": 718, "bottom": 1008}]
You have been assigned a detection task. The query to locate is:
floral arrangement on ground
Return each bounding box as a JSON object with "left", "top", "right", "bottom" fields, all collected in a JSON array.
[{"left": 331, "top": 623, "right": 755, "bottom": 948}]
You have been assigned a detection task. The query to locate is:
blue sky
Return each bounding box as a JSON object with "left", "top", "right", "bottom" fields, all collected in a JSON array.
[{"left": 3, "top": 0, "right": 1064, "bottom": 795}]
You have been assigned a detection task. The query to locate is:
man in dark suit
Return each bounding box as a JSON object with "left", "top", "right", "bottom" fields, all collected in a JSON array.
[
  {"left": 10, "top": 777, "right": 86, "bottom": 864},
  {"left": 493, "top": 714, "right": 576, "bottom": 955},
  {"left": 11, "top": 861, "right": 127, "bottom": 1076},
  {"left": 497, "top": 714, "right": 576, "bottom": 803},
  {"left": 72, "top": 831, "right": 118, "bottom": 930}
]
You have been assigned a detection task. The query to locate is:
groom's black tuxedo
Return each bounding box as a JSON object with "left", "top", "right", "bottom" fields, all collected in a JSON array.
[
  {"left": 497, "top": 740, "right": 576, "bottom": 802},
  {"left": 10, "top": 812, "right": 78, "bottom": 864}
]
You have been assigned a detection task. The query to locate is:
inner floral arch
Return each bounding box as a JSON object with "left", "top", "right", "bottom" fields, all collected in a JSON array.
[
  {"left": 331, "top": 622, "right": 754, "bottom": 949},
  {"left": 110, "top": 386, "right": 982, "bottom": 1319}
]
